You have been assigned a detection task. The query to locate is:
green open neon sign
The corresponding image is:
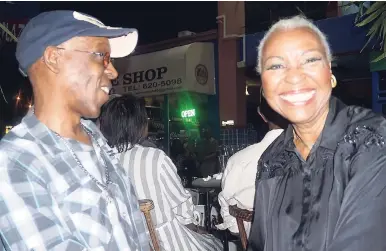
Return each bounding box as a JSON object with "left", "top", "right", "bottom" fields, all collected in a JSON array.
[{"left": 181, "top": 109, "right": 196, "bottom": 118}]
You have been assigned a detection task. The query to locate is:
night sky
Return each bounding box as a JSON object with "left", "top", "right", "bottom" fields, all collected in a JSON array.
[
  {"left": 0, "top": 1, "right": 218, "bottom": 125},
  {"left": 41, "top": 1, "right": 218, "bottom": 45}
]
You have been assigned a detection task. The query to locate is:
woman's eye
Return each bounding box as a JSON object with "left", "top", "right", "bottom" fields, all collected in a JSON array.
[
  {"left": 304, "top": 57, "right": 322, "bottom": 64},
  {"left": 267, "top": 64, "right": 284, "bottom": 70}
]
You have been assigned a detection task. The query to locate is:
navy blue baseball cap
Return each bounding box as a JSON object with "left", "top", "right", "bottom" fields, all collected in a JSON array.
[{"left": 16, "top": 10, "right": 138, "bottom": 77}]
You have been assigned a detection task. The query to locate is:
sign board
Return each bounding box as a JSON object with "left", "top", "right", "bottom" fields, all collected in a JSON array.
[
  {"left": 181, "top": 109, "right": 196, "bottom": 118},
  {"left": 0, "top": 19, "right": 27, "bottom": 42},
  {"left": 111, "top": 42, "right": 216, "bottom": 97}
]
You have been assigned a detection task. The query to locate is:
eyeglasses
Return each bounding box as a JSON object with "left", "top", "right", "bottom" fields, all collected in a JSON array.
[{"left": 56, "top": 47, "right": 113, "bottom": 68}]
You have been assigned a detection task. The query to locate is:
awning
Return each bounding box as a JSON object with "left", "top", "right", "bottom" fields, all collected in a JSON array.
[{"left": 111, "top": 42, "right": 216, "bottom": 97}]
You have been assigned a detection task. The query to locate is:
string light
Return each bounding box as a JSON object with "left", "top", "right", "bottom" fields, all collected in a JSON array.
[{"left": 15, "top": 89, "right": 22, "bottom": 102}]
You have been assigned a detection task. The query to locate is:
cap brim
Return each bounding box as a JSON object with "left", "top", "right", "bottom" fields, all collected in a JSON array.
[
  {"left": 108, "top": 30, "right": 138, "bottom": 58},
  {"left": 79, "top": 27, "right": 138, "bottom": 58}
]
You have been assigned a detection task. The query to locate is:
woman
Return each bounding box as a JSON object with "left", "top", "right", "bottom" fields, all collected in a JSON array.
[
  {"left": 249, "top": 15, "right": 386, "bottom": 251},
  {"left": 99, "top": 94, "right": 222, "bottom": 251}
]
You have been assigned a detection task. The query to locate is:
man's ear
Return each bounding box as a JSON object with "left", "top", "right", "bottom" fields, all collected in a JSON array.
[{"left": 42, "top": 46, "right": 61, "bottom": 74}]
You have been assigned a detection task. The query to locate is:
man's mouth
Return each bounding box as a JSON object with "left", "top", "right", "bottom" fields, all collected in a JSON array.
[{"left": 279, "top": 90, "right": 316, "bottom": 105}]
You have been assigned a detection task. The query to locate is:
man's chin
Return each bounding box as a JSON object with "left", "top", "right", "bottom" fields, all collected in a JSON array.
[{"left": 81, "top": 109, "right": 101, "bottom": 120}]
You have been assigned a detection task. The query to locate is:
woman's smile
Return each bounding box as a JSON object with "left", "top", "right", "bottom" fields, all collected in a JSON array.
[{"left": 279, "top": 89, "right": 316, "bottom": 106}]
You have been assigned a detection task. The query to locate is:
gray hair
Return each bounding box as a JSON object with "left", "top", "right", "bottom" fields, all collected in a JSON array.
[{"left": 256, "top": 15, "right": 332, "bottom": 74}]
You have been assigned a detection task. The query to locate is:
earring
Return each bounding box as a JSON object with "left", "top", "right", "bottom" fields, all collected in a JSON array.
[{"left": 331, "top": 75, "right": 337, "bottom": 88}]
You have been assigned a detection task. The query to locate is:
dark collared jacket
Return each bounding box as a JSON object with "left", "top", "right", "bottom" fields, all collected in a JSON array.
[{"left": 249, "top": 96, "right": 386, "bottom": 251}]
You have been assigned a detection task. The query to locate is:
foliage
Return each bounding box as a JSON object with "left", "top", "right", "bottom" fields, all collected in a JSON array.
[{"left": 353, "top": 1, "right": 386, "bottom": 62}]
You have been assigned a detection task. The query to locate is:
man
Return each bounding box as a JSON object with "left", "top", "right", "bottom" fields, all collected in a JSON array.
[
  {"left": 0, "top": 11, "right": 150, "bottom": 250},
  {"left": 217, "top": 90, "right": 288, "bottom": 236}
]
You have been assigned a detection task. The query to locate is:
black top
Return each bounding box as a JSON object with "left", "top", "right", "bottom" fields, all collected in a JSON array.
[{"left": 249, "top": 96, "right": 386, "bottom": 251}]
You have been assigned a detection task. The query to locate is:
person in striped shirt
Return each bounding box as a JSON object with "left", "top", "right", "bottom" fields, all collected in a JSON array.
[{"left": 99, "top": 94, "right": 223, "bottom": 251}]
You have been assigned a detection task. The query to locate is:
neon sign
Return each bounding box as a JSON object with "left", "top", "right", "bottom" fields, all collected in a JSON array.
[{"left": 181, "top": 109, "right": 196, "bottom": 118}]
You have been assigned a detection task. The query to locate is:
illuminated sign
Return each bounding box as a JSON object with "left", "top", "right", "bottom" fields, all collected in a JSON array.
[
  {"left": 181, "top": 109, "right": 196, "bottom": 118},
  {"left": 221, "top": 120, "right": 235, "bottom": 126}
]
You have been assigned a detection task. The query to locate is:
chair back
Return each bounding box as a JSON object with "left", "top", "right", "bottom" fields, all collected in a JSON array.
[
  {"left": 139, "top": 199, "right": 160, "bottom": 251},
  {"left": 229, "top": 205, "right": 253, "bottom": 251}
]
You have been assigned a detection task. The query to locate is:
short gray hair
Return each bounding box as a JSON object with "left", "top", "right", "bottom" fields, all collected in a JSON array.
[{"left": 256, "top": 15, "right": 332, "bottom": 73}]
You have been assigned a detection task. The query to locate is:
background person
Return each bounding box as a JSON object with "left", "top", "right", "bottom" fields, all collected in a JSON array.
[
  {"left": 217, "top": 92, "right": 287, "bottom": 236},
  {"left": 99, "top": 94, "right": 223, "bottom": 251}
]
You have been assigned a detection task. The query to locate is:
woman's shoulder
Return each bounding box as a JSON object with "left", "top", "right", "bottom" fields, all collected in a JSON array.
[
  {"left": 333, "top": 105, "right": 386, "bottom": 181},
  {"left": 326, "top": 104, "right": 386, "bottom": 168},
  {"left": 327, "top": 107, "right": 386, "bottom": 171},
  {"left": 122, "top": 144, "right": 169, "bottom": 162},
  {"left": 343, "top": 105, "right": 386, "bottom": 145},
  {"left": 320, "top": 98, "right": 386, "bottom": 151}
]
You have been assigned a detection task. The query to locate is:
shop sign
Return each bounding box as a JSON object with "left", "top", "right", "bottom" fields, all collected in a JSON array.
[
  {"left": 111, "top": 65, "right": 184, "bottom": 96},
  {"left": 111, "top": 42, "right": 216, "bottom": 97},
  {"left": 195, "top": 64, "right": 208, "bottom": 85}
]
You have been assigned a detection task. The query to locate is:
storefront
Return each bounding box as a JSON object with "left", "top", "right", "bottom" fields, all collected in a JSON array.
[{"left": 112, "top": 42, "right": 217, "bottom": 154}]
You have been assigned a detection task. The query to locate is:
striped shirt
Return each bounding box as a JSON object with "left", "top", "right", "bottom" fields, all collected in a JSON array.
[
  {"left": 119, "top": 145, "right": 223, "bottom": 251},
  {"left": 0, "top": 111, "right": 150, "bottom": 251}
]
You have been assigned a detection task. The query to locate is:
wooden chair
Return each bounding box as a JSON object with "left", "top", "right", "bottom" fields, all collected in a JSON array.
[
  {"left": 139, "top": 199, "right": 160, "bottom": 251},
  {"left": 229, "top": 204, "right": 254, "bottom": 251}
]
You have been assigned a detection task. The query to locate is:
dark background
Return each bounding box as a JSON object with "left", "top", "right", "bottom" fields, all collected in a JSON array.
[{"left": 40, "top": 2, "right": 219, "bottom": 45}]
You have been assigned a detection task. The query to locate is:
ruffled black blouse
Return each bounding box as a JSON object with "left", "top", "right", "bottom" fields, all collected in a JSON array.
[{"left": 249, "top": 97, "right": 386, "bottom": 251}]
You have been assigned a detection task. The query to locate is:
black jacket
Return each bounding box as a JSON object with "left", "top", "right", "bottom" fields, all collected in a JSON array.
[{"left": 249, "top": 96, "right": 386, "bottom": 251}]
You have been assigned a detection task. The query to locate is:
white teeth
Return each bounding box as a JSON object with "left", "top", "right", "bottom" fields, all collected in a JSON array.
[
  {"left": 280, "top": 90, "right": 315, "bottom": 104},
  {"left": 101, "top": 87, "right": 110, "bottom": 94}
]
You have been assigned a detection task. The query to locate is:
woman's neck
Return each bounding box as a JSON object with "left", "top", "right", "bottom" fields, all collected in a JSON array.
[{"left": 293, "top": 106, "right": 329, "bottom": 147}]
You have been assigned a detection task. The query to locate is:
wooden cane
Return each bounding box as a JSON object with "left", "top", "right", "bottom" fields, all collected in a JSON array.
[{"left": 139, "top": 199, "right": 160, "bottom": 251}]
